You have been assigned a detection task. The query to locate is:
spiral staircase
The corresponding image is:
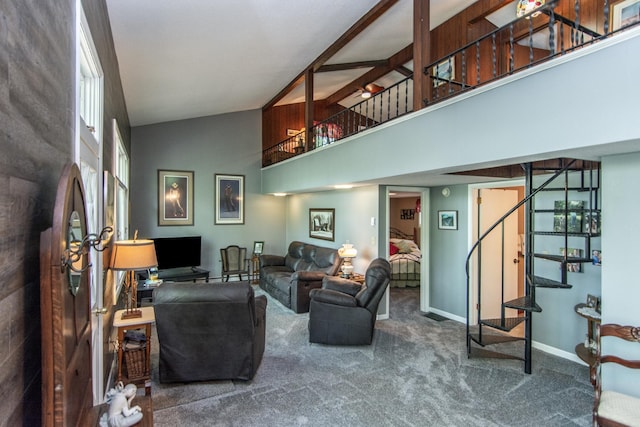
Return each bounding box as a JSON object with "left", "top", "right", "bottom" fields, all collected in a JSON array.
[{"left": 465, "top": 158, "right": 601, "bottom": 374}]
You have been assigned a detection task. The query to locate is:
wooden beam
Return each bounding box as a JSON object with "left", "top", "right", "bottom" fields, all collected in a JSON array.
[
  {"left": 395, "top": 65, "right": 413, "bottom": 77},
  {"left": 316, "top": 60, "right": 389, "bottom": 73},
  {"left": 304, "top": 69, "right": 314, "bottom": 149},
  {"left": 262, "top": 73, "right": 305, "bottom": 111},
  {"left": 324, "top": 44, "right": 413, "bottom": 106},
  {"left": 262, "top": 0, "right": 398, "bottom": 110},
  {"left": 313, "top": 0, "right": 399, "bottom": 71},
  {"left": 413, "top": 0, "right": 430, "bottom": 111}
]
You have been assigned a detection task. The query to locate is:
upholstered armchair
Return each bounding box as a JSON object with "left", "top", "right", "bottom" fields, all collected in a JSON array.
[
  {"left": 153, "top": 282, "right": 266, "bottom": 382},
  {"left": 592, "top": 323, "right": 640, "bottom": 426},
  {"left": 220, "top": 245, "right": 249, "bottom": 281},
  {"left": 308, "top": 258, "right": 391, "bottom": 345}
]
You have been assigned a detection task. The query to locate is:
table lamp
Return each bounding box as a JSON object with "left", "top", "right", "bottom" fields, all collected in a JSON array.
[
  {"left": 338, "top": 242, "right": 357, "bottom": 278},
  {"left": 110, "top": 237, "right": 158, "bottom": 319}
]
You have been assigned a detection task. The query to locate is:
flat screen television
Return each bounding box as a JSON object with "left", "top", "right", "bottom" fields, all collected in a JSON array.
[{"left": 152, "top": 236, "right": 201, "bottom": 270}]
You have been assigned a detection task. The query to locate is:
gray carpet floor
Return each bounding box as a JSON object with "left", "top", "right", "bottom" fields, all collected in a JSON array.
[{"left": 147, "top": 286, "right": 594, "bottom": 426}]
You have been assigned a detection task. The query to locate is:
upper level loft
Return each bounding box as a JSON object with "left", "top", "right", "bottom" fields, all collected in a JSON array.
[{"left": 261, "top": 0, "right": 640, "bottom": 168}]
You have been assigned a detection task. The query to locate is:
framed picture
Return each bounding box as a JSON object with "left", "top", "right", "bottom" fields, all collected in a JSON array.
[
  {"left": 158, "top": 169, "right": 194, "bottom": 226},
  {"left": 309, "top": 208, "right": 335, "bottom": 241},
  {"left": 215, "top": 174, "right": 244, "bottom": 225},
  {"left": 432, "top": 57, "right": 455, "bottom": 87},
  {"left": 438, "top": 210, "right": 458, "bottom": 230},
  {"left": 612, "top": 0, "right": 640, "bottom": 31},
  {"left": 253, "top": 241, "right": 264, "bottom": 255}
]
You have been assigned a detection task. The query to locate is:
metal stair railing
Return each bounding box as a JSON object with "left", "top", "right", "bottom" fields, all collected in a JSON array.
[{"left": 465, "top": 159, "right": 577, "bottom": 373}]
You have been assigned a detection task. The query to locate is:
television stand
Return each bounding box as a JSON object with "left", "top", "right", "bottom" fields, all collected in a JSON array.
[{"left": 138, "top": 267, "right": 209, "bottom": 283}]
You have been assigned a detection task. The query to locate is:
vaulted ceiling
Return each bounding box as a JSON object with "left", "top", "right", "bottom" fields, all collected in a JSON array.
[{"left": 106, "top": 0, "right": 479, "bottom": 126}]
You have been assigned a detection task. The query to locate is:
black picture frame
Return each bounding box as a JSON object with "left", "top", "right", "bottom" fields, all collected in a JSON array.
[
  {"left": 253, "top": 241, "right": 264, "bottom": 255},
  {"left": 309, "top": 208, "right": 335, "bottom": 241}
]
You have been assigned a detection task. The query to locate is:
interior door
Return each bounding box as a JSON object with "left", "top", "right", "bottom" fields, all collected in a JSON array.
[
  {"left": 475, "top": 187, "right": 519, "bottom": 320},
  {"left": 79, "top": 120, "right": 105, "bottom": 404}
]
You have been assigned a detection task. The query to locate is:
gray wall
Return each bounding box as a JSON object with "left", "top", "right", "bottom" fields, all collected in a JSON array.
[
  {"left": 0, "top": 0, "right": 129, "bottom": 424},
  {"left": 429, "top": 185, "right": 470, "bottom": 318},
  {"left": 601, "top": 152, "right": 640, "bottom": 395},
  {"left": 130, "top": 110, "right": 286, "bottom": 278}
]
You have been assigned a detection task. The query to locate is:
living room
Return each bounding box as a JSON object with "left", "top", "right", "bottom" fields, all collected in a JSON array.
[{"left": 2, "top": 0, "right": 640, "bottom": 425}]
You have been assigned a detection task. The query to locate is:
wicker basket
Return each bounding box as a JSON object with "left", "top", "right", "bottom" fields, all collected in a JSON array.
[{"left": 124, "top": 345, "right": 146, "bottom": 379}]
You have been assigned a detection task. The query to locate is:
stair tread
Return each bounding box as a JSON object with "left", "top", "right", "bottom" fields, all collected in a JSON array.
[
  {"left": 504, "top": 296, "right": 542, "bottom": 312},
  {"left": 533, "top": 231, "right": 600, "bottom": 237},
  {"left": 530, "top": 275, "right": 572, "bottom": 289},
  {"left": 534, "top": 253, "right": 593, "bottom": 263},
  {"left": 469, "top": 333, "right": 524, "bottom": 347},
  {"left": 479, "top": 317, "right": 526, "bottom": 332}
]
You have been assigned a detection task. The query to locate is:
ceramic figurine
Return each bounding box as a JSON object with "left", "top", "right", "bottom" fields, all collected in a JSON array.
[{"left": 105, "top": 382, "right": 143, "bottom": 427}]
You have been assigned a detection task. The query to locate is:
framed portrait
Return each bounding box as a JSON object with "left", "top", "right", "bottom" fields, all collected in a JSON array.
[
  {"left": 438, "top": 210, "right": 458, "bottom": 230},
  {"left": 309, "top": 208, "right": 335, "bottom": 241},
  {"left": 612, "top": 0, "right": 640, "bottom": 31},
  {"left": 253, "top": 241, "right": 264, "bottom": 255},
  {"left": 432, "top": 57, "right": 455, "bottom": 87},
  {"left": 158, "top": 169, "right": 194, "bottom": 226},
  {"left": 215, "top": 174, "right": 244, "bottom": 225}
]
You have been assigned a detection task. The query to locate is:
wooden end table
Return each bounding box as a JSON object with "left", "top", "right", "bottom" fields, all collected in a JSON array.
[{"left": 113, "top": 306, "right": 155, "bottom": 395}]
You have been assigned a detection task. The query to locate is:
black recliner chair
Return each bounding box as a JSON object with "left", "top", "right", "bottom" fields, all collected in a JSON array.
[
  {"left": 153, "top": 282, "right": 267, "bottom": 382},
  {"left": 308, "top": 258, "right": 391, "bottom": 345}
]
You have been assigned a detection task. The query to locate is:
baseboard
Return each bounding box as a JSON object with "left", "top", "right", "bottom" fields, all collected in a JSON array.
[{"left": 424, "top": 309, "right": 586, "bottom": 366}]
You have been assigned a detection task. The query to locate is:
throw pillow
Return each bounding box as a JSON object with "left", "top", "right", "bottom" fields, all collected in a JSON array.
[
  {"left": 395, "top": 240, "right": 413, "bottom": 254},
  {"left": 390, "top": 243, "right": 399, "bottom": 255}
]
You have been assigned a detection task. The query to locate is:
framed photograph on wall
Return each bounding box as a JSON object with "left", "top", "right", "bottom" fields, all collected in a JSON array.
[
  {"left": 438, "top": 210, "right": 458, "bottom": 230},
  {"left": 309, "top": 208, "right": 335, "bottom": 241},
  {"left": 432, "top": 57, "right": 455, "bottom": 87},
  {"left": 158, "top": 169, "right": 194, "bottom": 226},
  {"left": 215, "top": 174, "right": 244, "bottom": 225},
  {"left": 611, "top": 0, "right": 640, "bottom": 31}
]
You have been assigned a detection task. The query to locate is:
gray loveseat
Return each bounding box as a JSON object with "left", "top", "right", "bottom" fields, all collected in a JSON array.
[{"left": 259, "top": 241, "right": 342, "bottom": 313}]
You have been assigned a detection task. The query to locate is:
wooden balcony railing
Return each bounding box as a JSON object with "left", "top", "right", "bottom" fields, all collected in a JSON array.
[{"left": 263, "top": 0, "right": 639, "bottom": 167}]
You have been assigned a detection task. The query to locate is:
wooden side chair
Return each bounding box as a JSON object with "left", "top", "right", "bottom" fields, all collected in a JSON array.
[
  {"left": 593, "top": 323, "right": 640, "bottom": 427},
  {"left": 220, "top": 245, "right": 249, "bottom": 282}
]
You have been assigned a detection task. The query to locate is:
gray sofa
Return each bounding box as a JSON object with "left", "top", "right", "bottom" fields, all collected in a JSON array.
[{"left": 259, "top": 241, "right": 342, "bottom": 313}]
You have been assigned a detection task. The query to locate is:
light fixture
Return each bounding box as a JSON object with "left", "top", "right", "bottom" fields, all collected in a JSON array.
[
  {"left": 338, "top": 242, "right": 358, "bottom": 278},
  {"left": 273, "top": 193, "right": 287, "bottom": 197},
  {"left": 442, "top": 187, "right": 451, "bottom": 197},
  {"left": 110, "top": 234, "right": 158, "bottom": 319},
  {"left": 334, "top": 184, "right": 353, "bottom": 189},
  {"left": 361, "top": 91, "right": 372, "bottom": 99},
  {"left": 516, "top": 0, "right": 545, "bottom": 18}
]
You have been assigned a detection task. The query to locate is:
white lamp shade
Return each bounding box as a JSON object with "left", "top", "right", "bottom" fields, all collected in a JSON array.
[
  {"left": 338, "top": 243, "right": 357, "bottom": 258},
  {"left": 110, "top": 239, "right": 158, "bottom": 270}
]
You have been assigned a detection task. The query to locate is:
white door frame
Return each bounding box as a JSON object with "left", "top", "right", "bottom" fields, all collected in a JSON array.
[
  {"left": 383, "top": 186, "right": 431, "bottom": 317},
  {"left": 467, "top": 179, "right": 524, "bottom": 325}
]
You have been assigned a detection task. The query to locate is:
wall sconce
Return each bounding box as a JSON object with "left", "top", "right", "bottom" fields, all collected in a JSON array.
[
  {"left": 61, "top": 225, "right": 113, "bottom": 273},
  {"left": 110, "top": 235, "right": 158, "bottom": 319},
  {"left": 338, "top": 242, "right": 358, "bottom": 278}
]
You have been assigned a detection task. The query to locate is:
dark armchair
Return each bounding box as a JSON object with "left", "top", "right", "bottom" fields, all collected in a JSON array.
[
  {"left": 308, "top": 258, "right": 391, "bottom": 345},
  {"left": 153, "top": 282, "right": 267, "bottom": 382}
]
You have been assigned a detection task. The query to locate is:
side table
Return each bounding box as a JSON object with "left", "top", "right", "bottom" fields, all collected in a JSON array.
[
  {"left": 251, "top": 255, "right": 260, "bottom": 284},
  {"left": 113, "top": 306, "right": 155, "bottom": 395}
]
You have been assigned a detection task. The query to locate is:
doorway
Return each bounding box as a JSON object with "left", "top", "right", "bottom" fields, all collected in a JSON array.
[
  {"left": 385, "top": 187, "right": 430, "bottom": 316},
  {"left": 468, "top": 181, "right": 525, "bottom": 325}
]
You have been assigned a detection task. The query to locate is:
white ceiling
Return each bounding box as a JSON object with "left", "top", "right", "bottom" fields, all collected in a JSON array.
[{"left": 105, "top": 0, "right": 479, "bottom": 126}]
